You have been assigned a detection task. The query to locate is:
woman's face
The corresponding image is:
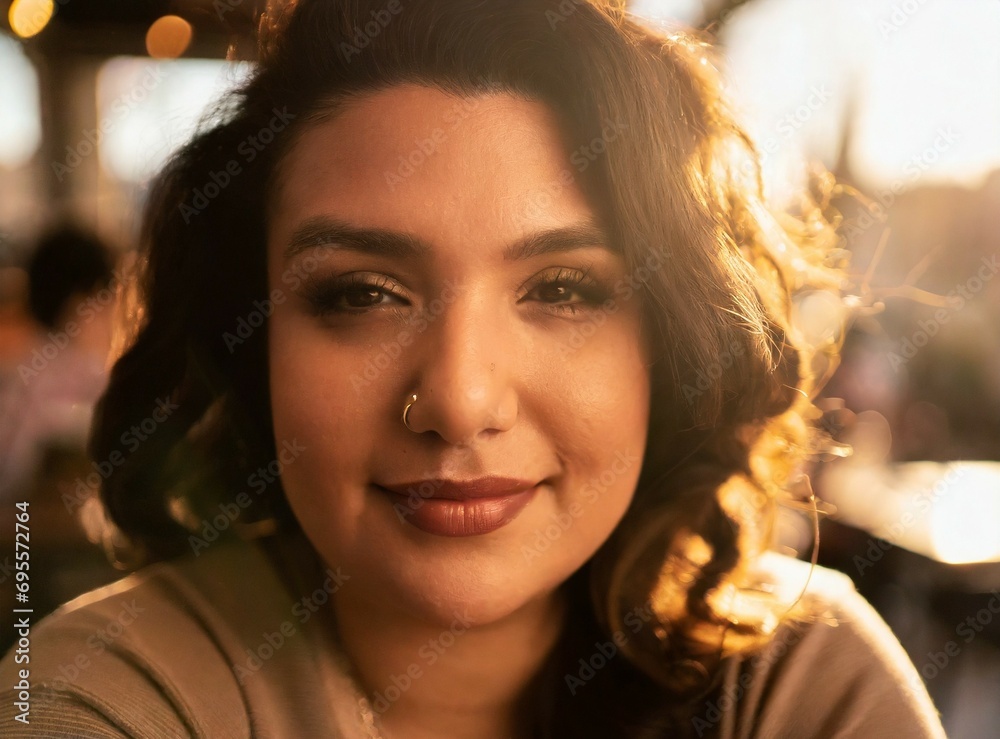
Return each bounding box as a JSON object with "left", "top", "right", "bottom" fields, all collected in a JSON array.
[{"left": 267, "top": 84, "right": 651, "bottom": 626}]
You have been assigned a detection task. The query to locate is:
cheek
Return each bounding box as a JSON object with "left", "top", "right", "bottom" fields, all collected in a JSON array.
[
  {"left": 267, "top": 339, "right": 380, "bottom": 558},
  {"left": 550, "top": 314, "right": 650, "bottom": 455},
  {"left": 267, "top": 307, "right": 373, "bottom": 505},
  {"left": 267, "top": 301, "right": 367, "bottom": 432},
  {"left": 543, "top": 320, "right": 650, "bottom": 547},
  {"left": 269, "top": 332, "right": 335, "bottom": 441}
]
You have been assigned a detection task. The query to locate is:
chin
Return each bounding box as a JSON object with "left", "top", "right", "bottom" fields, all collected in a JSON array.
[{"left": 368, "top": 556, "right": 562, "bottom": 629}]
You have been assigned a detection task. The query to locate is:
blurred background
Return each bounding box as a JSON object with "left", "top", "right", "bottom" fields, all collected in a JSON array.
[{"left": 0, "top": 1, "right": 997, "bottom": 736}]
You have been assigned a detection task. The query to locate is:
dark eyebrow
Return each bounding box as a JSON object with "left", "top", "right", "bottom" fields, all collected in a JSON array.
[
  {"left": 504, "top": 222, "right": 613, "bottom": 261},
  {"left": 284, "top": 217, "right": 427, "bottom": 261},
  {"left": 283, "top": 216, "right": 615, "bottom": 262}
]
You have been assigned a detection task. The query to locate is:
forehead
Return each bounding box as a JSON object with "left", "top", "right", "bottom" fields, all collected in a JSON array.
[{"left": 267, "top": 83, "right": 603, "bottom": 255}]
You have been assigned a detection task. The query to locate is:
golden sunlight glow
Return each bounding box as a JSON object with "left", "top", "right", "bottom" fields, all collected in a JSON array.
[
  {"left": 715, "top": 0, "right": 1000, "bottom": 197},
  {"left": 651, "top": 529, "right": 715, "bottom": 625},
  {"left": 8, "top": 0, "right": 54, "bottom": 39},
  {"left": 823, "top": 460, "right": 1000, "bottom": 565},
  {"left": 929, "top": 463, "right": 1000, "bottom": 564},
  {"left": 794, "top": 289, "right": 846, "bottom": 347}
]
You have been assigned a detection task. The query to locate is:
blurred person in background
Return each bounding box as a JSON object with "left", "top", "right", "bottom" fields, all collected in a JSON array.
[
  {"left": 0, "top": 224, "right": 116, "bottom": 500},
  {"left": 0, "top": 224, "right": 120, "bottom": 648}
]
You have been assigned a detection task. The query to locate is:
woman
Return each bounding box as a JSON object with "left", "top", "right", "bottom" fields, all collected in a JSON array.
[{"left": 0, "top": 0, "right": 947, "bottom": 736}]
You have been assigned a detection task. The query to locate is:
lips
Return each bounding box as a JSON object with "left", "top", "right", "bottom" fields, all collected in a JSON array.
[
  {"left": 373, "top": 476, "right": 542, "bottom": 537},
  {"left": 378, "top": 476, "right": 538, "bottom": 500}
]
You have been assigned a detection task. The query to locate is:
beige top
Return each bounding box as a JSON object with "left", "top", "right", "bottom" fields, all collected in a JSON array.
[{"left": 0, "top": 534, "right": 948, "bottom": 738}]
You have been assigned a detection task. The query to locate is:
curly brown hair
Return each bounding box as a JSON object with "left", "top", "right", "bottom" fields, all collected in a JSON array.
[{"left": 89, "top": 0, "right": 847, "bottom": 735}]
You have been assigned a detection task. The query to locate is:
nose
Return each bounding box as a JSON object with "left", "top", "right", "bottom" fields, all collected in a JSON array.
[{"left": 403, "top": 292, "right": 518, "bottom": 445}]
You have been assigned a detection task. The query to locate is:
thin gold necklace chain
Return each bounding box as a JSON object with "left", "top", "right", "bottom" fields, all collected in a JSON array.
[
  {"left": 357, "top": 693, "right": 386, "bottom": 739},
  {"left": 355, "top": 683, "right": 521, "bottom": 739},
  {"left": 327, "top": 631, "right": 388, "bottom": 739}
]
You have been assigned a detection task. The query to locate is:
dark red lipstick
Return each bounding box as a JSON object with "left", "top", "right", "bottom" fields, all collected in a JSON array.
[{"left": 375, "top": 476, "right": 541, "bottom": 536}]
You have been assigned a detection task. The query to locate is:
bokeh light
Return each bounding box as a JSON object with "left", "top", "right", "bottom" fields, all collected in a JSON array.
[
  {"left": 145, "top": 15, "right": 193, "bottom": 60},
  {"left": 8, "top": 0, "right": 54, "bottom": 39},
  {"left": 0, "top": 35, "right": 41, "bottom": 169}
]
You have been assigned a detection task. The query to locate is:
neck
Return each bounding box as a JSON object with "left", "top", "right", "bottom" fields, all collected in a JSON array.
[{"left": 331, "top": 587, "right": 567, "bottom": 739}]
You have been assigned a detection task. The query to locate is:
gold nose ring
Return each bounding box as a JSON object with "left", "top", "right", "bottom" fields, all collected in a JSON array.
[{"left": 402, "top": 393, "right": 418, "bottom": 432}]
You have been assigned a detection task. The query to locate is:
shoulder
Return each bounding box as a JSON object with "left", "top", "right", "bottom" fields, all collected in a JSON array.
[
  {"left": 701, "top": 553, "right": 948, "bottom": 739},
  {"left": 0, "top": 535, "right": 339, "bottom": 738}
]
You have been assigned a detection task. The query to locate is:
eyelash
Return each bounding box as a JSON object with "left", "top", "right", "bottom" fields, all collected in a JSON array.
[
  {"left": 300, "top": 267, "right": 610, "bottom": 318},
  {"left": 525, "top": 267, "right": 609, "bottom": 315},
  {"left": 302, "top": 273, "right": 399, "bottom": 316}
]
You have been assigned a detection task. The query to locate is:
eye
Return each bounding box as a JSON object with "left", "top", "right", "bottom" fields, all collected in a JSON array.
[
  {"left": 301, "top": 273, "right": 409, "bottom": 316},
  {"left": 521, "top": 267, "right": 610, "bottom": 315},
  {"left": 339, "top": 287, "right": 384, "bottom": 310},
  {"left": 534, "top": 281, "right": 577, "bottom": 303}
]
